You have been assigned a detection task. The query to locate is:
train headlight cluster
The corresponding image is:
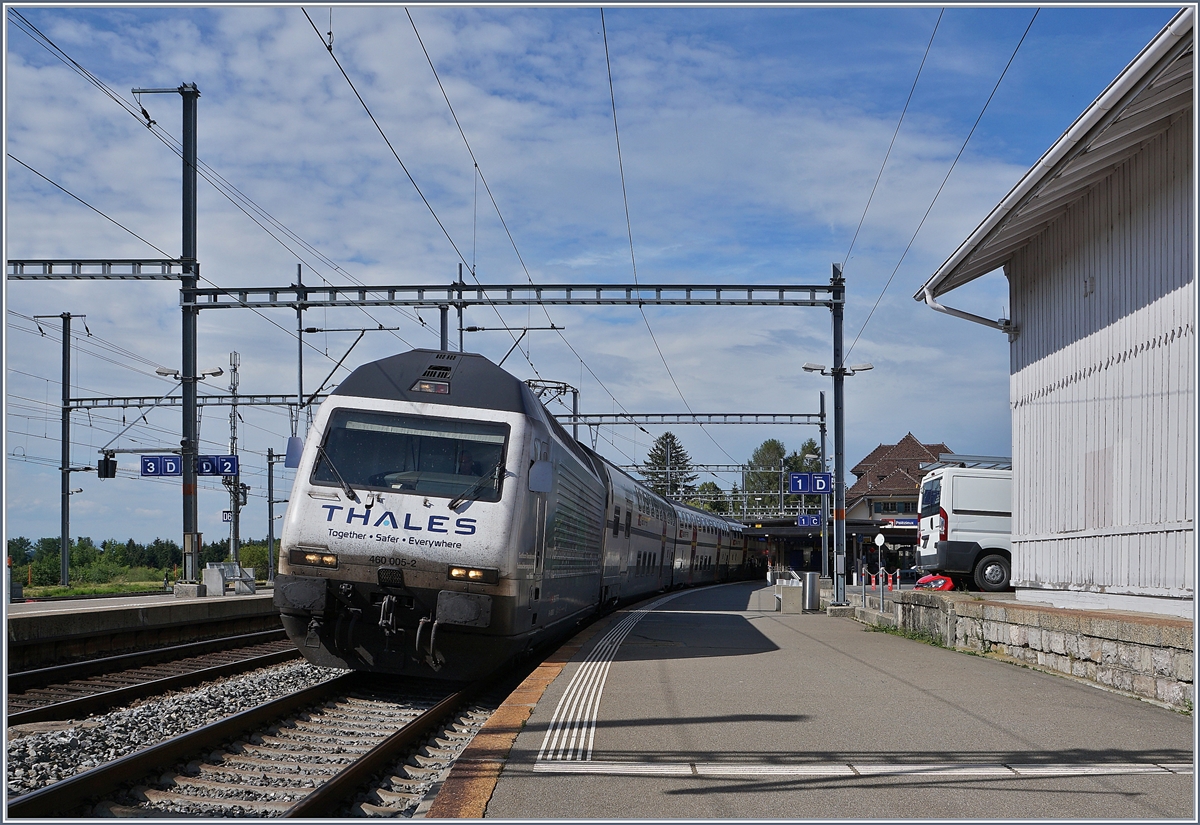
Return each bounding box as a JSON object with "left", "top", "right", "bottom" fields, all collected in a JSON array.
[
  {"left": 447, "top": 565, "right": 499, "bottom": 584},
  {"left": 411, "top": 379, "right": 450, "bottom": 394},
  {"left": 290, "top": 548, "right": 339, "bottom": 569}
]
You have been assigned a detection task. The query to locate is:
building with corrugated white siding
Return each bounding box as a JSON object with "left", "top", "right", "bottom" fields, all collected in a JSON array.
[{"left": 915, "top": 9, "right": 1194, "bottom": 617}]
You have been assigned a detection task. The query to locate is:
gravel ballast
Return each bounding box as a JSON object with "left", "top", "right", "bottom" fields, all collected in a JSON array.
[{"left": 6, "top": 661, "right": 342, "bottom": 798}]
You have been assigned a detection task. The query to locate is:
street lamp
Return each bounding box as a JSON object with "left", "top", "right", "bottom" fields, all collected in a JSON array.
[
  {"left": 801, "top": 352, "right": 873, "bottom": 605},
  {"left": 155, "top": 365, "right": 224, "bottom": 380},
  {"left": 802, "top": 362, "right": 874, "bottom": 375}
]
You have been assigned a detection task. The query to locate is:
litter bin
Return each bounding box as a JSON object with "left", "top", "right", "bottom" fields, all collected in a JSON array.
[{"left": 802, "top": 571, "right": 821, "bottom": 611}]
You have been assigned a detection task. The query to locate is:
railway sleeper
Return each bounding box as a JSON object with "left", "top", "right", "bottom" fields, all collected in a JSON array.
[
  {"left": 229, "top": 739, "right": 377, "bottom": 756},
  {"left": 194, "top": 755, "right": 341, "bottom": 776},
  {"left": 133, "top": 787, "right": 298, "bottom": 815},
  {"left": 391, "top": 764, "right": 441, "bottom": 782},
  {"left": 355, "top": 800, "right": 412, "bottom": 817},
  {"left": 190, "top": 762, "right": 338, "bottom": 782}
]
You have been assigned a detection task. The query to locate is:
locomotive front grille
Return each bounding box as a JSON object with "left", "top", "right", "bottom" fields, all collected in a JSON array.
[{"left": 377, "top": 567, "right": 405, "bottom": 588}]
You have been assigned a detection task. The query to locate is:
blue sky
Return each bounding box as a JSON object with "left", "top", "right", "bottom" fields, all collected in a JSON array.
[{"left": 4, "top": 3, "right": 1183, "bottom": 544}]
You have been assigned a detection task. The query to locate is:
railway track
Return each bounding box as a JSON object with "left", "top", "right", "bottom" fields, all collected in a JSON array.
[
  {"left": 8, "top": 672, "right": 497, "bottom": 818},
  {"left": 8, "top": 630, "right": 298, "bottom": 726}
]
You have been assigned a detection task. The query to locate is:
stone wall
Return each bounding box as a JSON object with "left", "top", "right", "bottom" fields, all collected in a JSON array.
[{"left": 834, "top": 589, "right": 1194, "bottom": 711}]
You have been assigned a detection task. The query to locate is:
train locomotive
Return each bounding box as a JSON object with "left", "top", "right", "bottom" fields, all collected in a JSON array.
[{"left": 273, "top": 348, "right": 749, "bottom": 681}]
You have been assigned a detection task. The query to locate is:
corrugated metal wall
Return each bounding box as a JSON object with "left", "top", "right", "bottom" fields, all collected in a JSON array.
[{"left": 1007, "top": 114, "right": 1194, "bottom": 599}]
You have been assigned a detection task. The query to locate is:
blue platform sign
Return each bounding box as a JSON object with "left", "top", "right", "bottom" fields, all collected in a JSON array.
[
  {"left": 198, "top": 455, "right": 239, "bottom": 476},
  {"left": 797, "top": 514, "right": 822, "bottom": 527},
  {"left": 789, "top": 472, "right": 832, "bottom": 495},
  {"left": 140, "top": 455, "right": 181, "bottom": 476}
]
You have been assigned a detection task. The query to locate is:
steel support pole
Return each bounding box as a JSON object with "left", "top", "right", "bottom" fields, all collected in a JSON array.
[
  {"left": 572, "top": 388, "right": 580, "bottom": 442},
  {"left": 60, "top": 313, "right": 71, "bottom": 587},
  {"left": 820, "top": 391, "right": 829, "bottom": 579},
  {"left": 267, "top": 448, "right": 276, "bottom": 585},
  {"left": 440, "top": 305, "right": 449, "bottom": 351},
  {"left": 296, "top": 264, "right": 304, "bottom": 436},
  {"left": 181, "top": 83, "right": 200, "bottom": 582},
  {"left": 457, "top": 265, "right": 465, "bottom": 353},
  {"left": 831, "top": 263, "right": 847, "bottom": 605}
]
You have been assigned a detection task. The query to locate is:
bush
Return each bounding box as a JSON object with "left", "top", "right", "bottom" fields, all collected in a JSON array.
[{"left": 238, "top": 543, "right": 271, "bottom": 581}]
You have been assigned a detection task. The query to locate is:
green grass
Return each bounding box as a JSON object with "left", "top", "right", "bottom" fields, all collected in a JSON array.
[
  {"left": 865, "top": 622, "right": 946, "bottom": 648},
  {"left": 18, "top": 581, "right": 170, "bottom": 598}
]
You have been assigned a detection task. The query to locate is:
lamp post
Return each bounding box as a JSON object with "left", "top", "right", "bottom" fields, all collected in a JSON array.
[{"left": 803, "top": 263, "right": 873, "bottom": 606}]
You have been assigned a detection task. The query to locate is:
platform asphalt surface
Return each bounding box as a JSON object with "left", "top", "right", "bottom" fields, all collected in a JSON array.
[{"left": 483, "top": 582, "right": 1194, "bottom": 819}]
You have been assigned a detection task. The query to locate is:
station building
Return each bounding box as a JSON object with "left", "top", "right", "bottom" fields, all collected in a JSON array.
[
  {"left": 845, "top": 433, "right": 950, "bottom": 573},
  {"left": 915, "top": 10, "right": 1194, "bottom": 616}
]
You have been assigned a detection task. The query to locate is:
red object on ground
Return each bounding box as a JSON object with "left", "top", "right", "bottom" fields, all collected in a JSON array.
[{"left": 915, "top": 573, "right": 954, "bottom": 591}]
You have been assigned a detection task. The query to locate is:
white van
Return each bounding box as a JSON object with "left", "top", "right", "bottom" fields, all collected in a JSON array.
[{"left": 917, "top": 466, "right": 1012, "bottom": 592}]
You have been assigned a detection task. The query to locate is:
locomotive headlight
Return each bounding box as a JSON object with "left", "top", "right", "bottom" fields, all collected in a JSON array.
[
  {"left": 447, "top": 565, "right": 499, "bottom": 584},
  {"left": 411, "top": 379, "right": 450, "bottom": 394},
  {"left": 290, "top": 548, "right": 339, "bottom": 569}
]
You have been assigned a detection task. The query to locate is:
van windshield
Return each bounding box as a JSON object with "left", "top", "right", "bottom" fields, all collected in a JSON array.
[
  {"left": 919, "top": 478, "right": 942, "bottom": 518},
  {"left": 312, "top": 409, "right": 508, "bottom": 501}
]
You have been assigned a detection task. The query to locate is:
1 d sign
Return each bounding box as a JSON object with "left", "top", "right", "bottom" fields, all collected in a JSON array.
[{"left": 788, "top": 472, "right": 832, "bottom": 494}]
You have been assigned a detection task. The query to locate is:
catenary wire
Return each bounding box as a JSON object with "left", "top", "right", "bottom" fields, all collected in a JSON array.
[
  {"left": 8, "top": 9, "right": 429, "bottom": 352},
  {"left": 600, "top": 8, "right": 738, "bottom": 465},
  {"left": 841, "top": 9, "right": 943, "bottom": 270},
  {"left": 404, "top": 7, "right": 654, "bottom": 434},
  {"left": 847, "top": 9, "right": 1039, "bottom": 359}
]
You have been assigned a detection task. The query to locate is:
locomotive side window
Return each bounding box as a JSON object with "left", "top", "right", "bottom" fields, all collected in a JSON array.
[
  {"left": 624, "top": 509, "right": 631, "bottom": 538},
  {"left": 312, "top": 409, "right": 509, "bottom": 502},
  {"left": 613, "top": 506, "right": 621, "bottom": 536}
]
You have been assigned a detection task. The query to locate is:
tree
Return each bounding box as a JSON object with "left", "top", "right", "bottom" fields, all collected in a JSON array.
[
  {"left": 746, "top": 439, "right": 787, "bottom": 494},
  {"left": 693, "top": 480, "right": 727, "bottom": 513},
  {"left": 746, "top": 438, "right": 824, "bottom": 505},
  {"left": 641, "top": 432, "right": 698, "bottom": 498},
  {"left": 7, "top": 536, "right": 33, "bottom": 562}
]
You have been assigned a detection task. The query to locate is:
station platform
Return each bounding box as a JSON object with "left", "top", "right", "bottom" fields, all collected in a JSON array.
[
  {"left": 6, "top": 589, "right": 279, "bottom": 671},
  {"left": 430, "top": 581, "right": 1193, "bottom": 820}
]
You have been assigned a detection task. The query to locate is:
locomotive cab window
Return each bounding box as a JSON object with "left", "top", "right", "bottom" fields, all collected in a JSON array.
[{"left": 312, "top": 409, "right": 509, "bottom": 502}]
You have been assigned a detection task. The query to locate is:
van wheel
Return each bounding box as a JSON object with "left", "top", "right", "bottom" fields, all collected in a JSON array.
[{"left": 974, "top": 554, "right": 1010, "bottom": 592}]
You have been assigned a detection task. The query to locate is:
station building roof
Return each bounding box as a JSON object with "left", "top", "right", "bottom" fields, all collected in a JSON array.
[{"left": 915, "top": 8, "right": 1194, "bottom": 301}]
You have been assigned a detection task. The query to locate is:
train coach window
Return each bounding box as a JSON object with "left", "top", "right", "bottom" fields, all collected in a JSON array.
[
  {"left": 313, "top": 409, "right": 509, "bottom": 502},
  {"left": 624, "top": 509, "right": 632, "bottom": 538},
  {"left": 613, "top": 507, "right": 621, "bottom": 537}
]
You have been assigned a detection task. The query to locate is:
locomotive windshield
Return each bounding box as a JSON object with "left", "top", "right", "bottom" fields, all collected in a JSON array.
[{"left": 312, "top": 409, "right": 509, "bottom": 502}]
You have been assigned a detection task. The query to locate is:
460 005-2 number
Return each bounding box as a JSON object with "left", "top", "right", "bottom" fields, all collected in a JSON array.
[{"left": 367, "top": 555, "right": 417, "bottom": 568}]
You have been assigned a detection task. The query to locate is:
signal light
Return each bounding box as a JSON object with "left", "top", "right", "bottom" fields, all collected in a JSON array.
[{"left": 97, "top": 456, "right": 117, "bottom": 479}]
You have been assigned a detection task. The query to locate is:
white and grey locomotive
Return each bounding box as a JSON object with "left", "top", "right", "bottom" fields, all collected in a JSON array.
[{"left": 274, "top": 348, "right": 748, "bottom": 680}]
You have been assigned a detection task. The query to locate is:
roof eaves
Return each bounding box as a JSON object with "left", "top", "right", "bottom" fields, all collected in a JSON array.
[{"left": 914, "top": 7, "right": 1194, "bottom": 303}]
